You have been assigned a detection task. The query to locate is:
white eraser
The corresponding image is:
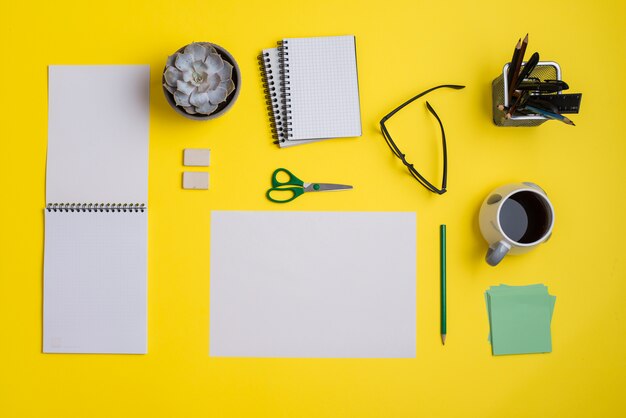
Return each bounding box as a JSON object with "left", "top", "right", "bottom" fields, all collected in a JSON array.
[
  {"left": 182, "top": 172, "right": 209, "bottom": 190},
  {"left": 183, "top": 148, "right": 210, "bottom": 167}
]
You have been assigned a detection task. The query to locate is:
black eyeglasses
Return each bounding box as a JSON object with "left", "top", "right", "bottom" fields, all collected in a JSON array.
[{"left": 380, "top": 84, "right": 465, "bottom": 194}]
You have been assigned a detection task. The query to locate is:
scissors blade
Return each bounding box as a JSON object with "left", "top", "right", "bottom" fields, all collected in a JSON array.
[{"left": 303, "top": 183, "right": 353, "bottom": 192}]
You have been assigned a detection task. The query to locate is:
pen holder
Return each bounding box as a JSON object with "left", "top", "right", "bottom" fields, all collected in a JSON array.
[{"left": 492, "top": 61, "right": 561, "bottom": 127}]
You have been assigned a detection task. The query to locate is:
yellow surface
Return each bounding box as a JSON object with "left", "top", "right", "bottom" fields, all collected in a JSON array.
[{"left": 1, "top": 0, "right": 625, "bottom": 416}]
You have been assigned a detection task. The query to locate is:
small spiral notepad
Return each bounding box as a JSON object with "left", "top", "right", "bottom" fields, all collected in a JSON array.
[
  {"left": 44, "top": 65, "right": 150, "bottom": 354},
  {"left": 259, "top": 35, "right": 362, "bottom": 147}
]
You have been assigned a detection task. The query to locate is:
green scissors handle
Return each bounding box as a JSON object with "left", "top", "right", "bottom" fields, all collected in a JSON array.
[
  {"left": 271, "top": 168, "right": 304, "bottom": 187},
  {"left": 266, "top": 168, "right": 305, "bottom": 203}
]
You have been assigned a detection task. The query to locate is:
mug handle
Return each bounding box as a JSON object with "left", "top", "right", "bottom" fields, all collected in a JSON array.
[{"left": 486, "top": 241, "right": 511, "bottom": 266}]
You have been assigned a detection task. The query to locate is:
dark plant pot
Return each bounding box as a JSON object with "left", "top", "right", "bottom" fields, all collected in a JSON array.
[{"left": 162, "top": 42, "right": 241, "bottom": 121}]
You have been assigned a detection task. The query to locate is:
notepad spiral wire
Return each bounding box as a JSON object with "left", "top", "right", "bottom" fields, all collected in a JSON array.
[
  {"left": 46, "top": 203, "right": 146, "bottom": 212},
  {"left": 258, "top": 52, "right": 282, "bottom": 142},
  {"left": 277, "top": 40, "right": 293, "bottom": 141}
]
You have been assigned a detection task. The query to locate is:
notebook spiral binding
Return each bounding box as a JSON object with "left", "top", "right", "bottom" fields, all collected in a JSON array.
[
  {"left": 277, "top": 41, "right": 293, "bottom": 141},
  {"left": 258, "top": 52, "right": 282, "bottom": 143},
  {"left": 46, "top": 203, "right": 147, "bottom": 212}
]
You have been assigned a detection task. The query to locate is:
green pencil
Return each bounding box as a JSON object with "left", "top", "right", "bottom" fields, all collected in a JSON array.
[{"left": 440, "top": 224, "right": 447, "bottom": 345}]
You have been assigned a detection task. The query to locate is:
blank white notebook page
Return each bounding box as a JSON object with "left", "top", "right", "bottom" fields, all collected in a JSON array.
[
  {"left": 210, "top": 211, "right": 416, "bottom": 358},
  {"left": 284, "top": 36, "right": 362, "bottom": 141},
  {"left": 43, "top": 210, "right": 147, "bottom": 354},
  {"left": 47, "top": 65, "right": 150, "bottom": 203}
]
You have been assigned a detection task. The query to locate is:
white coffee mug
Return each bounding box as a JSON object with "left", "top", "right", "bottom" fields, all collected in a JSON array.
[{"left": 479, "top": 182, "right": 555, "bottom": 266}]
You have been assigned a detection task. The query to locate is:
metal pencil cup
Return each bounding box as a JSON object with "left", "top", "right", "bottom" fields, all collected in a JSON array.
[{"left": 492, "top": 61, "right": 561, "bottom": 127}]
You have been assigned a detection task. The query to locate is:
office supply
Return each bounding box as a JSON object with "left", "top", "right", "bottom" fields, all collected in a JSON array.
[
  {"left": 506, "top": 90, "right": 530, "bottom": 119},
  {"left": 183, "top": 171, "right": 209, "bottom": 189},
  {"left": 260, "top": 35, "right": 362, "bottom": 146},
  {"left": 259, "top": 48, "right": 317, "bottom": 147},
  {"left": 440, "top": 224, "right": 447, "bottom": 345},
  {"left": 525, "top": 105, "right": 575, "bottom": 126},
  {"left": 209, "top": 211, "right": 417, "bottom": 358},
  {"left": 517, "top": 79, "right": 570, "bottom": 92},
  {"left": 507, "top": 38, "right": 525, "bottom": 100},
  {"left": 183, "top": 148, "right": 210, "bottom": 166},
  {"left": 494, "top": 34, "right": 581, "bottom": 126},
  {"left": 485, "top": 284, "right": 556, "bottom": 355},
  {"left": 492, "top": 61, "right": 563, "bottom": 127},
  {"left": 265, "top": 168, "right": 352, "bottom": 203},
  {"left": 518, "top": 34, "right": 529, "bottom": 71},
  {"left": 526, "top": 93, "right": 582, "bottom": 113},
  {"left": 506, "top": 38, "right": 521, "bottom": 89},
  {"left": 380, "top": 85, "right": 465, "bottom": 194},
  {"left": 525, "top": 97, "right": 560, "bottom": 114},
  {"left": 45, "top": 65, "right": 150, "bottom": 354},
  {"left": 514, "top": 52, "right": 540, "bottom": 90}
]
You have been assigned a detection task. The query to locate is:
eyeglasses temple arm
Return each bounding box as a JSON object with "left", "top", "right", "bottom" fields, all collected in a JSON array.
[
  {"left": 380, "top": 84, "right": 465, "bottom": 124},
  {"left": 426, "top": 101, "right": 447, "bottom": 192}
]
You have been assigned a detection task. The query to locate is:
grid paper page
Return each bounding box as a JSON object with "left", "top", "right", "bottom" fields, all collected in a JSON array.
[
  {"left": 47, "top": 65, "right": 150, "bottom": 203},
  {"left": 210, "top": 211, "right": 416, "bottom": 358},
  {"left": 43, "top": 210, "right": 147, "bottom": 354},
  {"left": 283, "top": 36, "right": 362, "bottom": 141}
]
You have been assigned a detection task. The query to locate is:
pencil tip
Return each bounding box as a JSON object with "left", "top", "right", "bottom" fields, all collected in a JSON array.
[
  {"left": 523, "top": 33, "right": 529, "bottom": 42},
  {"left": 441, "top": 334, "right": 446, "bottom": 345}
]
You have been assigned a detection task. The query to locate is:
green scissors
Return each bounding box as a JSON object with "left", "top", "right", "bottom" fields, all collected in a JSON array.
[{"left": 266, "top": 168, "right": 353, "bottom": 203}]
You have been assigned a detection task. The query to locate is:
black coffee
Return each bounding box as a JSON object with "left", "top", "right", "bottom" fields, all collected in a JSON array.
[{"left": 499, "top": 191, "right": 552, "bottom": 244}]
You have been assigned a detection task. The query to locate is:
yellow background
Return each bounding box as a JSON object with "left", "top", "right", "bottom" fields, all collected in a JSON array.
[{"left": 1, "top": 0, "right": 625, "bottom": 416}]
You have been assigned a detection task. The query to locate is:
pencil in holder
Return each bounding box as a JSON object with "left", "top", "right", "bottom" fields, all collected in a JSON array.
[{"left": 492, "top": 61, "right": 561, "bottom": 127}]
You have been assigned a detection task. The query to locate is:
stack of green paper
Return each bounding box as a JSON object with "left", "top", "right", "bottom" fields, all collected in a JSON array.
[{"left": 485, "top": 284, "right": 556, "bottom": 356}]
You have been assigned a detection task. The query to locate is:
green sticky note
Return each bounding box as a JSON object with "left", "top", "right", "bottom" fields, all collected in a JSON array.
[
  {"left": 485, "top": 285, "right": 555, "bottom": 344},
  {"left": 488, "top": 292, "right": 554, "bottom": 355}
]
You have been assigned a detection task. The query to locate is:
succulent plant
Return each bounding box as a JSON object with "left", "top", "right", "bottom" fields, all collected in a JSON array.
[{"left": 163, "top": 42, "right": 235, "bottom": 116}]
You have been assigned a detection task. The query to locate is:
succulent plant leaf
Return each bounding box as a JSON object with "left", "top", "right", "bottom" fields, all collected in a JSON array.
[
  {"left": 183, "top": 106, "right": 197, "bottom": 114},
  {"left": 208, "top": 73, "right": 220, "bottom": 90},
  {"left": 217, "top": 61, "right": 233, "bottom": 82},
  {"left": 164, "top": 66, "right": 183, "bottom": 86},
  {"left": 223, "top": 79, "right": 236, "bottom": 95},
  {"left": 196, "top": 102, "right": 218, "bottom": 115},
  {"left": 166, "top": 54, "right": 176, "bottom": 67},
  {"left": 176, "top": 80, "right": 196, "bottom": 96},
  {"left": 175, "top": 53, "right": 194, "bottom": 72},
  {"left": 192, "top": 61, "right": 209, "bottom": 74},
  {"left": 205, "top": 53, "right": 225, "bottom": 73},
  {"left": 207, "top": 86, "right": 228, "bottom": 105},
  {"left": 200, "top": 42, "right": 217, "bottom": 55},
  {"left": 184, "top": 43, "right": 208, "bottom": 62},
  {"left": 174, "top": 90, "right": 192, "bottom": 107},
  {"left": 190, "top": 91, "right": 210, "bottom": 107},
  {"left": 163, "top": 83, "right": 176, "bottom": 95}
]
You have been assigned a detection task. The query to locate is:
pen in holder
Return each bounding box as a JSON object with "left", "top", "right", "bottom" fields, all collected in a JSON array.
[{"left": 492, "top": 61, "right": 561, "bottom": 127}]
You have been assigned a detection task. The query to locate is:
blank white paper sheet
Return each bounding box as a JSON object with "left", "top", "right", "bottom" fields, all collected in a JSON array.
[
  {"left": 210, "top": 211, "right": 417, "bottom": 358},
  {"left": 47, "top": 65, "right": 150, "bottom": 203}
]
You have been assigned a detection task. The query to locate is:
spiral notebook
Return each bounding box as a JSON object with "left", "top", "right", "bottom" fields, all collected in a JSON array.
[
  {"left": 259, "top": 35, "right": 362, "bottom": 147},
  {"left": 44, "top": 65, "right": 150, "bottom": 354}
]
